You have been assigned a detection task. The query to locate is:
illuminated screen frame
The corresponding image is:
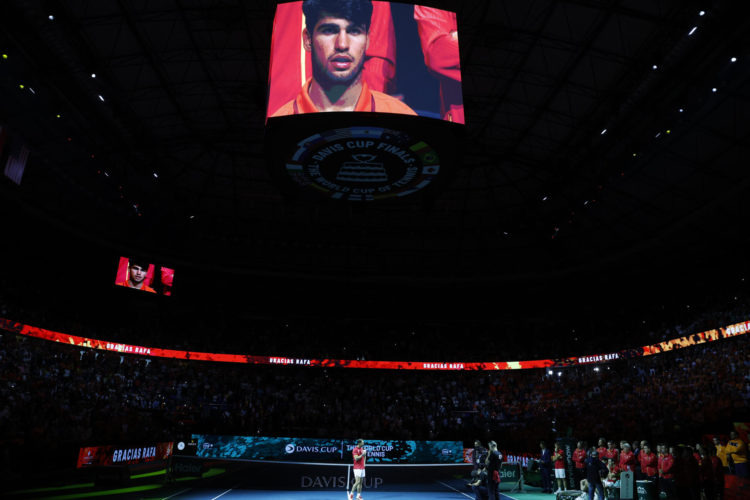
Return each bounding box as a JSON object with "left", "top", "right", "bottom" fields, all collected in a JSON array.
[
  {"left": 114, "top": 256, "right": 175, "bottom": 296},
  {"left": 1, "top": 316, "right": 747, "bottom": 371},
  {"left": 267, "top": 1, "right": 464, "bottom": 123}
]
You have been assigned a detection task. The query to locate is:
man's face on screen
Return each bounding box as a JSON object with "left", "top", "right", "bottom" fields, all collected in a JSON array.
[
  {"left": 306, "top": 15, "right": 368, "bottom": 88},
  {"left": 129, "top": 264, "right": 146, "bottom": 284}
]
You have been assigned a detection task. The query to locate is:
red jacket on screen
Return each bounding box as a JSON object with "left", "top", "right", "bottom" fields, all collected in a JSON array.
[
  {"left": 267, "top": 1, "right": 396, "bottom": 117},
  {"left": 413, "top": 6, "right": 464, "bottom": 123},
  {"left": 271, "top": 78, "right": 416, "bottom": 116}
]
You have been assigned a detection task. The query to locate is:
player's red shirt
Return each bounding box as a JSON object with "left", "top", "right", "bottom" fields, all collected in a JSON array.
[
  {"left": 619, "top": 450, "right": 637, "bottom": 472},
  {"left": 116, "top": 280, "right": 156, "bottom": 293},
  {"left": 660, "top": 453, "right": 674, "bottom": 479},
  {"left": 553, "top": 451, "right": 565, "bottom": 469},
  {"left": 639, "top": 452, "right": 658, "bottom": 477},
  {"left": 572, "top": 448, "right": 587, "bottom": 470},
  {"left": 353, "top": 447, "right": 366, "bottom": 470},
  {"left": 597, "top": 446, "right": 608, "bottom": 459},
  {"left": 412, "top": 6, "right": 464, "bottom": 124}
]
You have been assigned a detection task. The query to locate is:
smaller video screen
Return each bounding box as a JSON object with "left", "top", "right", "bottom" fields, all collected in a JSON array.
[{"left": 114, "top": 257, "right": 174, "bottom": 296}]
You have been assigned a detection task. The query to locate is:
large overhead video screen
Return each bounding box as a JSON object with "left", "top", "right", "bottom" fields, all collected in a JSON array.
[{"left": 267, "top": 1, "right": 464, "bottom": 123}]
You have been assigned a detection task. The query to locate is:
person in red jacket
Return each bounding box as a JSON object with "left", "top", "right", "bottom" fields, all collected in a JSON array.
[
  {"left": 116, "top": 258, "right": 156, "bottom": 293},
  {"left": 267, "top": 0, "right": 396, "bottom": 117},
  {"left": 619, "top": 443, "right": 638, "bottom": 473},
  {"left": 596, "top": 438, "right": 608, "bottom": 460},
  {"left": 604, "top": 441, "right": 620, "bottom": 464},
  {"left": 572, "top": 441, "right": 587, "bottom": 487},
  {"left": 552, "top": 442, "right": 566, "bottom": 493},
  {"left": 270, "top": 0, "right": 415, "bottom": 117},
  {"left": 639, "top": 443, "right": 658, "bottom": 481},
  {"left": 659, "top": 445, "right": 675, "bottom": 498},
  {"left": 412, "top": 6, "right": 464, "bottom": 123}
]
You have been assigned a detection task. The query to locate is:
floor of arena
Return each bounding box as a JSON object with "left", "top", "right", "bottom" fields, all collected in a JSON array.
[{"left": 4, "top": 463, "right": 554, "bottom": 500}]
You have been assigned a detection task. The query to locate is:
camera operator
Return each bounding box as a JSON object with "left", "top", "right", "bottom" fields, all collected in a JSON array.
[{"left": 468, "top": 468, "right": 489, "bottom": 500}]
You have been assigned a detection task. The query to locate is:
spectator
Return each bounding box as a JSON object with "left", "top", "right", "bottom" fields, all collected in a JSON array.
[{"left": 726, "top": 431, "right": 748, "bottom": 477}]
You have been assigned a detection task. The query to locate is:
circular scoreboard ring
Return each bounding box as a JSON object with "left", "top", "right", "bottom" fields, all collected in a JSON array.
[{"left": 266, "top": 113, "right": 463, "bottom": 202}]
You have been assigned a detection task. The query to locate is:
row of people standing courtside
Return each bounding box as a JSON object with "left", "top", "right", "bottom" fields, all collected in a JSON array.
[{"left": 538, "top": 435, "right": 746, "bottom": 499}]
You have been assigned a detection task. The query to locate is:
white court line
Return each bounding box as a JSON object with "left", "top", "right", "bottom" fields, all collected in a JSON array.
[
  {"left": 161, "top": 488, "right": 192, "bottom": 500},
  {"left": 500, "top": 493, "right": 519, "bottom": 500},
  {"left": 211, "top": 483, "right": 241, "bottom": 500},
  {"left": 436, "top": 480, "right": 473, "bottom": 499}
]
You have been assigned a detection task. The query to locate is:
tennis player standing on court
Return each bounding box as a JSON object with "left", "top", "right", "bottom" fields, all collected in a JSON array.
[{"left": 349, "top": 438, "right": 367, "bottom": 500}]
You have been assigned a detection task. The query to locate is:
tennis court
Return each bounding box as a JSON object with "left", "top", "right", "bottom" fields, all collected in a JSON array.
[
  {"left": 151, "top": 460, "right": 541, "bottom": 500},
  {"left": 4, "top": 459, "right": 549, "bottom": 500}
]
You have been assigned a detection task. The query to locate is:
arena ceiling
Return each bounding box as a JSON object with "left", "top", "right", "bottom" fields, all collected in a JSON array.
[{"left": 1, "top": 0, "right": 748, "bottom": 287}]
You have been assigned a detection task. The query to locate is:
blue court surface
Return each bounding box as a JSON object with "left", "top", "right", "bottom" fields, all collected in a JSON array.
[
  {"left": 4, "top": 462, "right": 550, "bottom": 500},
  {"left": 153, "top": 486, "right": 532, "bottom": 500}
]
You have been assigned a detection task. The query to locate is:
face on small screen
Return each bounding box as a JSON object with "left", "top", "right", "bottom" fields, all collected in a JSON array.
[
  {"left": 115, "top": 257, "right": 174, "bottom": 296},
  {"left": 267, "top": 1, "right": 464, "bottom": 123}
]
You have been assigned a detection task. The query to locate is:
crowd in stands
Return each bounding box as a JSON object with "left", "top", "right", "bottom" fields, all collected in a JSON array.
[{"left": 1, "top": 311, "right": 748, "bottom": 477}]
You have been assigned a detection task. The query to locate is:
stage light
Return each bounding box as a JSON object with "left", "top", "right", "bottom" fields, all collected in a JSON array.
[
  {"left": 104, "top": 171, "right": 110, "bottom": 177},
  {"left": 18, "top": 84, "right": 24, "bottom": 89},
  {"left": 153, "top": 172, "right": 158, "bottom": 178},
  {"left": 2, "top": 54, "right": 7, "bottom": 60},
  {"left": 666, "top": 129, "right": 671, "bottom": 134},
  {"left": 699, "top": 10, "right": 705, "bottom": 16},
  {"left": 731, "top": 57, "right": 737, "bottom": 62},
  {"left": 678, "top": 108, "right": 684, "bottom": 113},
  {"left": 91, "top": 73, "right": 96, "bottom": 78},
  {"left": 28, "top": 87, "right": 35, "bottom": 94},
  {"left": 712, "top": 87, "right": 717, "bottom": 93},
  {"left": 688, "top": 26, "right": 697, "bottom": 36},
  {"left": 56, "top": 114, "right": 61, "bottom": 118},
  {"left": 542, "top": 196, "right": 548, "bottom": 201},
  {"left": 632, "top": 153, "right": 637, "bottom": 157},
  {"left": 557, "top": 372, "right": 562, "bottom": 377},
  {"left": 189, "top": 215, "right": 195, "bottom": 219},
  {"left": 97, "top": 94, "right": 105, "bottom": 101},
  {"left": 594, "top": 367, "right": 599, "bottom": 372},
  {"left": 548, "top": 370, "right": 553, "bottom": 375},
  {"left": 655, "top": 132, "right": 661, "bottom": 138},
  {"left": 652, "top": 65, "right": 658, "bottom": 70},
  {"left": 48, "top": 15, "right": 54, "bottom": 20},
  {"left": 600, "top": 128, "right": 607, "bottom": 135}
]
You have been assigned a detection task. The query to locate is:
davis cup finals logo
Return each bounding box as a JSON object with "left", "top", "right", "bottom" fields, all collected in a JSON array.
[
  {"left": 285, "top": 443, "right": 296, "bottom": 454},
  {"left": 285, "top": 127, "right": 440, "bottom": 201}
]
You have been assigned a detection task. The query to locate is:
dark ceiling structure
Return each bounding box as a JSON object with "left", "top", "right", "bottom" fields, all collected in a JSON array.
[{"left": 1, "top": 0, "right": 748, "bottom": 290}]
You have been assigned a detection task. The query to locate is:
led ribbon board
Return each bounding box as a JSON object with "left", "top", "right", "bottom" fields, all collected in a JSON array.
[{"left": 3, "top": 316, "right": 749, "bottom": 371}]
